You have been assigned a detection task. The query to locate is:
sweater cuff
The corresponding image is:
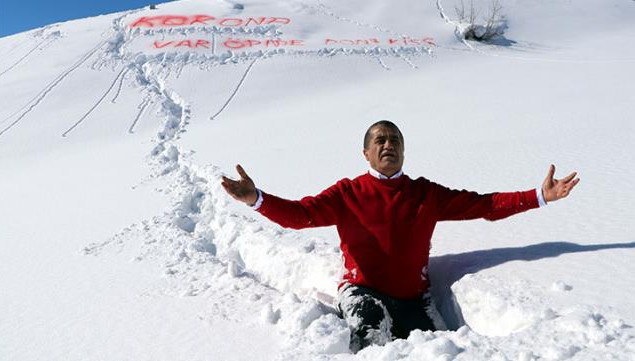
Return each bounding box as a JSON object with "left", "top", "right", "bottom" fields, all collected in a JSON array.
[
  {"left": 536, "top": 187, "right": 547, "bottom": 207},
  {"left": 252, "top": 189, "right": 264, "bottom": 210}
]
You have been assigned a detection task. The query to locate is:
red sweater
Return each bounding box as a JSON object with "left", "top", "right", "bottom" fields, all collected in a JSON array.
[{"left": 258, "top": 173, "right": 539, "bottom": 299}]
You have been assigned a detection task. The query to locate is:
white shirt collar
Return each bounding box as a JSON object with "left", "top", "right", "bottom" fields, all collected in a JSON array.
[{"left": 368, "top": 167, "right": 403, "bottom": 179}]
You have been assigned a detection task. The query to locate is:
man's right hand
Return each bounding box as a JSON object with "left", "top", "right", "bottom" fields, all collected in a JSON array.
[{"left": 221, "top": 164, "right": 258, "bottom": 206}]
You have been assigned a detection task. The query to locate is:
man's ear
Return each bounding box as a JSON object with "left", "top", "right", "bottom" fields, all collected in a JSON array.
[{"left": 362, "top": 148, "right": 370, "bottom": 161}]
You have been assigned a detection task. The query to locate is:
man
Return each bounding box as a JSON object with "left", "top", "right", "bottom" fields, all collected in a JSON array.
[{"left": 221, "top": 120, "right": 579, "bottom": 351}]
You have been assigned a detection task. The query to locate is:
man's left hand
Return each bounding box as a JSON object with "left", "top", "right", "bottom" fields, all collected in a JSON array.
[{"left": 542, "top": 164, "right": 580, "bottom": 203}]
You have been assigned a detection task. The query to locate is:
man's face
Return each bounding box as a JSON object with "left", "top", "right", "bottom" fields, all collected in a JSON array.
[{"left": 363, "top": 126, "right": 404, "bottom": 177}]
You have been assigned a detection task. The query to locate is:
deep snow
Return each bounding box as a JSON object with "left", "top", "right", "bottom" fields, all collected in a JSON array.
[{"left": 1, "top": 0, "right": 634, "bottom": 360}]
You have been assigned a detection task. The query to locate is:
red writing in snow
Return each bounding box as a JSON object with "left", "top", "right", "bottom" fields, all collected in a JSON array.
[
  {"left": 152, "top": 39, "right": 304, "bottom": 49},
  {"left": 130, "top": 15, "right": 291, "bottom": 28},
  {"left": 223, "top": 38, "right": 304, "bottom": 49},
  {"left": 324, "top": 38, "right": 381, "bottom": 46},
  {"left": 325, "top": 37, "right": 436, "bottom": 46},
  {"left": 150, "top": 37, "right": 436, "bottom": 50},
  {"left": 154, "top": 40, "right": 211, "bottom": 49}
]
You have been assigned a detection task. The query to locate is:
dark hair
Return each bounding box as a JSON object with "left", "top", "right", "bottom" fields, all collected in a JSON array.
[{"left": 363, "top": 120, "right": 404, "bottom": 149}]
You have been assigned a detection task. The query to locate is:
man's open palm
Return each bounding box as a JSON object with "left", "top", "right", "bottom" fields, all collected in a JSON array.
[
  {"left": 222, "top": 164, "right": 258, "bottom": 205},
  {"left": 541, "top": 164, "right": 580, "bottom": 203}
]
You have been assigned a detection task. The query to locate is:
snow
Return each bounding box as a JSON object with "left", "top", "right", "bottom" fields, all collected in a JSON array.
[{"left": 1, "top": 0, "right": 635, "bottom": 360}]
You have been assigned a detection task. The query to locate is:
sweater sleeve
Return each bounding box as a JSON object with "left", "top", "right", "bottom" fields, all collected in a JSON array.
[
  {"left": 256, "top": 182, "right": 344, "bottom": 230},
  {"left": 432, "top": 182, "right": 539, "bottom": 222}
]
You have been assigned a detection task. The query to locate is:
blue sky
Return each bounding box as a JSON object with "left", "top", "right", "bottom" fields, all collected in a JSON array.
[{"left": 0, "top": 1, "right": 165, "bottom": 37}]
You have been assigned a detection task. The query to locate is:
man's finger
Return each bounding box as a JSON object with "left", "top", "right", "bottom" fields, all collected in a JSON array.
[
  {"left": 221, "top": 179, "right": 234, "bottom": 191},
  {"left": 222, "top": 181, "right": 244, "bottom": 198},
  {"left": 236, "top": 164, "right": 250, "bottom": 180},
  {"left": 561, "top": 171, "right": 577, "bottom": 183},
  {"left": 221, "top": 180, "right": 234, "bottom": 194},
  {"left": 556, "top": 178, "right": 579, "bottom": 199},
  {"left": 222, "top": 175, "right": 237, "bottom": 186},
  {"left": 545, "top": 164, "right": 556, "bottom": 182}
]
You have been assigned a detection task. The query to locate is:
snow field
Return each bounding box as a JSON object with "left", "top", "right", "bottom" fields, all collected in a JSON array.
[{"left": 2, "top": 0, "right": 635, "bottom": 359}]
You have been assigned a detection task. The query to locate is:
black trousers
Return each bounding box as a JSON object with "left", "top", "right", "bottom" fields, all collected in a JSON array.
[{"left": 337, "top": 284, "right": 442, "bottom": 352}]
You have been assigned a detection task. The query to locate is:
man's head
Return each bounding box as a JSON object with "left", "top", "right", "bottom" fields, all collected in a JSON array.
[{"left": 363, "top": 120, "right": 405, "bottom": 177}]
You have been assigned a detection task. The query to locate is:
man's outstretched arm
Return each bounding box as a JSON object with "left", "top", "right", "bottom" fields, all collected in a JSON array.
[
  {"left": 221, "top": 164, "right": 341, "bottom": 229},
  {"left": 436, "top": 164, "right": 580, "bottom": 221}
]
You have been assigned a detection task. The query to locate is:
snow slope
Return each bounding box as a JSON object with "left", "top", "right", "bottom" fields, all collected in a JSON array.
[{"left": 1, "top": 0, "right": 634, "bottom": 360}]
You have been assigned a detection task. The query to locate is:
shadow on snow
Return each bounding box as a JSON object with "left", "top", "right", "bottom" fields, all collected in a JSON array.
[{"left": 429, "top": 241, "right": 635, "bottom": 330}]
